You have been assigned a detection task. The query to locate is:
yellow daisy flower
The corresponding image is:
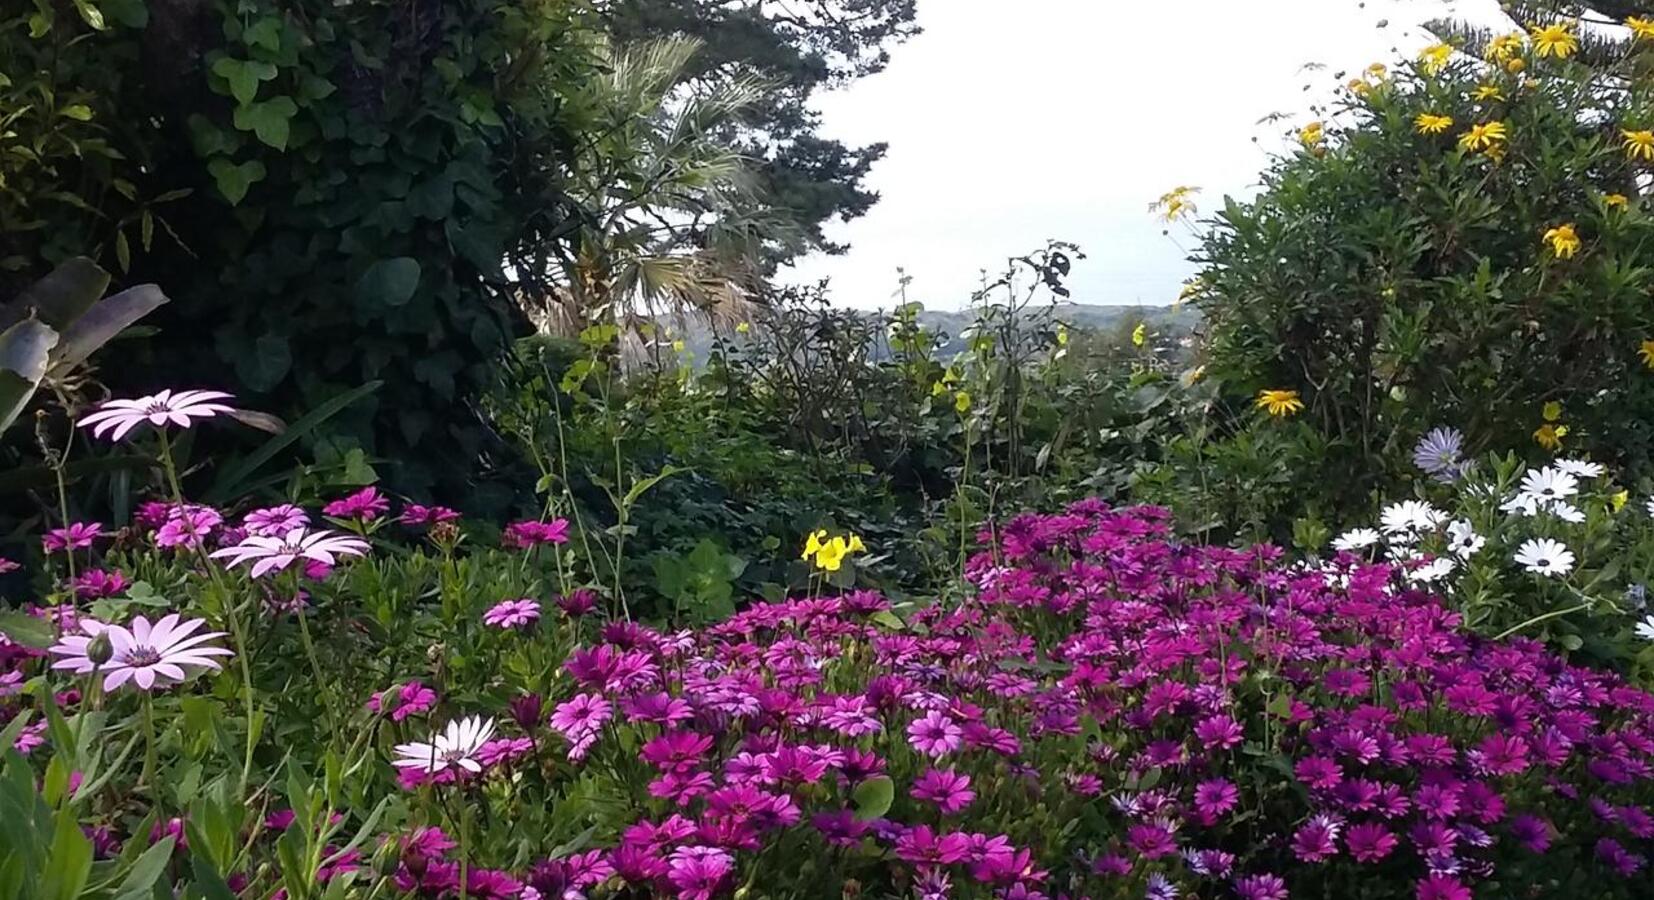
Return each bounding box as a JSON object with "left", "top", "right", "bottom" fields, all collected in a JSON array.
[
  {"left": 1543, "top": 223, "right": 1581, "bottom": 258},
  {"left": 1150, "top": 185, "right": 1200, "bottom": 222},
  {"left": 1299, "top": 121, "right": 1325, "bottom": 150},
  {"left": 1623, "top": 130, "right": 1654, "bottom": 161},
  {"left": 1612, "top": 489, "right": 1630, "bottom": 512},
  {"left": 1419, "top": 43, "right": 1454, "bottom": 74},
  {"left": 1640, "top": 339, "right": 1654, "bottom": 370},
  {"left": 1472, "top": 84, "right": 1506, "bottom": 102},
  {"left": 1414, "top": 113, "right": 1454, "bottom": 135},
  {"left": 1529, "top": 22, "right": 1579, "bottom": 58},
  {"left": 1485, "top": 32, "right": 1525, "bottom": 62},
  {"left": 1131, "top": 323, "right": 1147, "bottom": 347},
  {"left": 1255, "top": 389, "right": 1305, "bottom": 418},
  {"left": 1628, "top": 16, "right": 1654, "bottom": 40},
  {"left": 1458, "top": 121, "right": 1508, "bottom": 153},
  {"left": 1542, "top": 400, "right": 1564, "bottom": 423},
  {"left": 1605, "top": 193, "right": 1629, "bottom": 209},
  {"left": 1533, "top": 423, "right": 1568, "bottom": 451}
]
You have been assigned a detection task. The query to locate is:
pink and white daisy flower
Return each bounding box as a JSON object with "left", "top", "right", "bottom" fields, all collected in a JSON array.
[
  {"left": 392, "top": 716, "right": 496, "bottom": 774},
  {"left": 78, "top": 390, "right": 236, "bottom": 441},
  {"left": 48, "top": 614, "right": 233, "bottom": 692},
  {"left": 210, "top": 528, "right": 370, "bottom": 578},
  {"left": 483, "top": 598, "right": 541, "bottom": 630}
]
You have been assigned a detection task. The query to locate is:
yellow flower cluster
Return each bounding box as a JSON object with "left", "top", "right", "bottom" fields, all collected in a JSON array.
[
  {"left": 1150, "top": 185, "right": 1199, "bottom": 222},
  {"left": 1255, "top": 389, "right": 1304, "bottom": 418},
  {"left": 1630, "top": 16, "right": 1654, "bottom": 41},
  {"left": 1485, "top": 32, "right": 1525, "bottom": 63},
  {"left": 1534, "top": 400, "right": 1568, "bottom": 451},
  {"left": 1299, "top": 121, "right": 1325, "bottom": 150},
  {"left": 802, "top": 530, "right": 865, "bottom": 573},
  {"left": 1457, "top": 121, "right": 1508, "bottom": 156}
]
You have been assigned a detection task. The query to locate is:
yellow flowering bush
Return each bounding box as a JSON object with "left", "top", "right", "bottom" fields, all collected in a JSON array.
[{"left": 1196, "top": 12, "right": 1654, "bottom": 504}]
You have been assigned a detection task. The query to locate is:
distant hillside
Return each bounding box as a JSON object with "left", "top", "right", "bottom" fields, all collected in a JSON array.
[{"left": 659, "top": 302, "right": 1200, "bottom": 362}]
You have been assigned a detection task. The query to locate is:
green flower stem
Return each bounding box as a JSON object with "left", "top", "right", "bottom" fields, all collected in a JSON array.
[{"left": 1493, "top": 601, "right": 1593, "bottom": 641}]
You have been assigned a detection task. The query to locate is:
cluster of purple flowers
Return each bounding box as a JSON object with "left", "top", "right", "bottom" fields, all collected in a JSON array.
[{"left": 421, "top": 501, "right": 1654, "bottom": 898}]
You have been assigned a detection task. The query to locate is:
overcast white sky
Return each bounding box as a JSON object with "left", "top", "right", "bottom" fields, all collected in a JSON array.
[{"left": 781, "top": 0, "right": 1508, "bottom": 309}]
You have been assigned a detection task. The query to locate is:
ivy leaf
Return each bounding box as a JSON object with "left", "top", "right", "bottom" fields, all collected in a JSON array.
[
  {"left": 211, "top": 58, "right": 278, "bottom": 106},
  {"left": 206, "top": 158, "right": 267, "bottom": 206},
  {"left": 356, "top": 258, "right": 421, "bottom": 308},
  {"left": 236, "top": 334, "right": 292, "bottom": 391},
  {"left": 244, "top": 17, "right": 283, "bottom": 53},
  {"left": 851, "top": 775, "right": 894, "bottom": 821},
  {"left": 232, "top": 96, "right": 298, "bottom": 151}
]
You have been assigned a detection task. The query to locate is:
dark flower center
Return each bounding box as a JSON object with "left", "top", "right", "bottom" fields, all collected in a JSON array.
[{"left": 122, "top": 644, "right": 162, "bottom": 667}]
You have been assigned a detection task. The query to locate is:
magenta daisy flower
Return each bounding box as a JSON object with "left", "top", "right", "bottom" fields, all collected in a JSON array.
[
  {"left": 43, "top": 521, "right": 104, "bottom": 553},
  {"left": 78, "top": 389, "right": 236, "bottom": 441},
  {"left": 154, "top": 505, "right": 223, "bottom": 549},
  {"left": 907, "top": 711, "right": 963, "bottom": 757},
  {"left": 482, "top": 598, "right": 541, "bottom": 630},
  {"left": 501, "top": 519, "right": 571, "bottom": 549},
  {"left": 399, "top": 504, "right": 460, "bottom": 527},
  {"left": 911, "top": 767, "right": 975, "bottom": 814},
  {"left": 48, "top": 614, "right": 233, "bottom": 691},
  {"left": 210, "top": 528, "right": 369, "bottom": 577},
  {"left": 243, "top": 504, "right": 310, "bottom": 537},
  {"left": 321, "top": 487, "right": 389, "bottom": 522}
]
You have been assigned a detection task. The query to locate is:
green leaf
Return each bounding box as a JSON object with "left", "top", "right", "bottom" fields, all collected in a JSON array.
[
  {"left": 232, "top": 96, "right": 297, "bottom": 150},
  {"left": 850, "top": 775, "right": 893, "bottom": 821},
  {"left": 60, "top": 104, "right": 94, "bottom": 122},
  {"left": 41, "top": 809, "right": 94, "bottom": 900},
  {"left": 48, "top": 282, "right": 166, "bottom": 375},
  {"left": 111, "top": 838, "right": 175, "bottom": 900},
  {"left": 211, "top": 58, "right": 277, "bottom": 106},
  {"left": 0, "top": 611, "right": 52, "bottom": 650},
  {"left": 70, "top": 0, "right": 104, "bottom": 30},
  {"left": 355, "top": 258, "right": 421, "bottom": 307},
  {"left": 236, "top": 333, "right": 291, "bottom": 391},
  {"left": 0, "top": 319, "right": 59, "bottom": 434},
  {"left": 206, "top": 158, "right": 267, "bottom": 206},
  {"left": 622, "top": 464, "right": 686, "bottom": 510},
  {"left": 0, "top": 256, "right": 109, "bottom": 332},
  {"left": 205, "top": 380, "right": 382, "bottom": 503}
]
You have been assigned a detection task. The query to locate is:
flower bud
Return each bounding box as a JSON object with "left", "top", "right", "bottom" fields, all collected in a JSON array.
[{"left": 86, "top": 631, "right": 113, "bottom": 666}]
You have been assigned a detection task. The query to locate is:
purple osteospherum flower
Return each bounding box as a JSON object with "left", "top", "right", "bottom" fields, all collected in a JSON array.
[
  {"left": 70, "top": 568, "right": 127, "bottom": 599},
  {"left": 1413, "top": 426, "right": 1467, "bottom": 482},
  {"left": 154, "top": 505, "right": 223, "bottom": 549},
  {"left": 911, "top": 767, "right": 975, "bottom": 814},
  {"left": 400, "top": 504, "right": 461, "bottom": 527},
  {"left": 243, "top": 504, "right": 310, "bottom": 537},
  {"left": 322, "top": 487, "right": 389, "bottom": 522},
  {"left": 43, "top": 522, "right": 103, "bottom": 553},
  {"left": 907, "top": 710, "right": 963, "bottom": 757},
  {"left": 367, "top": 682, "right": 436, "bottom": 721},
  {"left": 501, "top": 519, "right": 570, "bottom": 549},
  {"left": 483, "top": 598, "right": 541, "bottom": 630},
  {"left": 49, "top": 614, "right": 233, "bottom": 691},
  {"left": 78, "top": 390, "right": 235, "bottom": 441},
  {"left": 210, "top": 528, "right": 369, "bottom": 577}
]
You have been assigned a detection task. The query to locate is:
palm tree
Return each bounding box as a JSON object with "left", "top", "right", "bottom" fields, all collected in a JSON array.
[{"left": 519, "top": 37, "right": 800, "bottom": 346}]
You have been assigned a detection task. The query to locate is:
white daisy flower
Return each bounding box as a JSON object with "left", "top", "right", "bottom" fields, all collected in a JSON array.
[
  {"left": 1514, "top": 538, "right": 1575, "bottom": 577},
  {"left": 1635, "top": 615, "right": 1654, "bottom": 642},
  {"left": 1407, "top": 557, "right": 1457, "bottom": 583},
  {"left": 1381, "top": 500, "right": 1445, "bottom": 537},
  {"left": 392, "top": 716, "right": 496, "bottom": 774},
  {"left": 1553, "top": 459, "right": 1605, "bottom": 479},
  {"left": 1446, "top": 520, "right": 1485, "bottom": 558},
  {"left": 1547, "top": 501, "right": 1585, "bottom": 524},
  {"left": 1501, "top": 493, "right": 1541, "bottom": 517},
  {"left": 1332, "top": 528, "right": 1382, "bottom": 552},
  {"left": 1518, "top": 467, "right": 1579, "bottom": 504}
]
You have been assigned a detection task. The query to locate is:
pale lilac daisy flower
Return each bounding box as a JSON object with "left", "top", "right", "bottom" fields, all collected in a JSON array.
[
  {"left": 243, "top": 504, "right": 310, "bottom": 537},
  {"left": 49, "top": 614, "right": 233, "bottom": 692},
  {"left": 210, "top": 528, "right": 369, "bottom": 577},
  {"left": 78, "top": 390, "right": 236, "bottom": 441}
]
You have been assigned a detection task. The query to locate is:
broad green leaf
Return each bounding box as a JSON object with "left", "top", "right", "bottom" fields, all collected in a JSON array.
[
  {"left": 211, "top": 58, "right": 278, "bottom": 106},
  {"left": 0, "top": 610, "right": 52, "bottom": 649},
  {"left": 232, "top": 96, "right": 298, "bottom": 150},
  {"left": 41, "top": 810, "right": 94, "bottom": 900},
  {"left": 356, "top": 257, "right": 421, "bottom": 307},
  {"left": 850, "top": 775, "right": 893, "bottom": 821},
  {"left": 111, "top": 838, "right": 175, "bottom": 900},
  {"left": 0, "top": 256, "right": 108, "bottom": 332},
  {"left": 48, "top": 282, "right": 167, "bottom": 374},
  {"left": 206, "top": 157, "right": 267, "bottom": 205}
]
